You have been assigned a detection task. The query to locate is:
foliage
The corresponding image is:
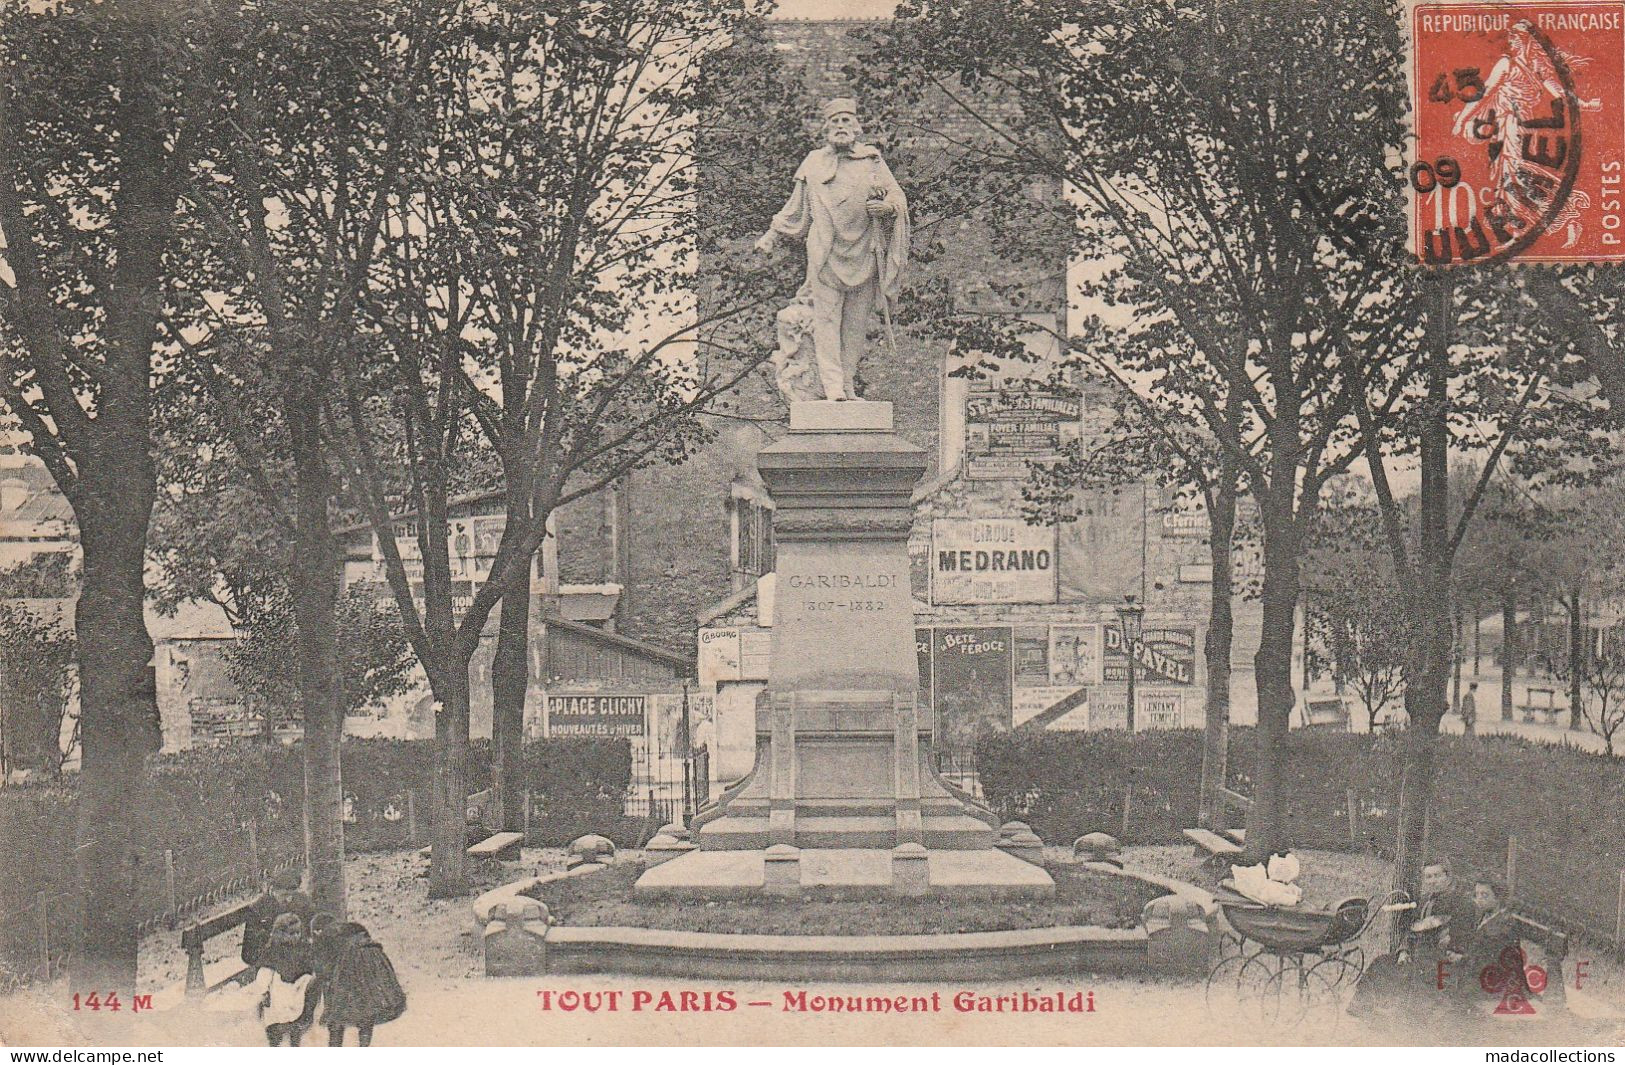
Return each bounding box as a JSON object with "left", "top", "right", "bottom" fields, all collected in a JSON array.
[
  {"left": 311, "top": 0, "right": 794, "bottom": 895},
  {"left": 0, "top": 0, "right": 216, "bottom": 987},
  {"left": 976, "top": 726, "right": 1625, "bottom": 936},
  {"left": 0, "top": 601, "right": 78, "bottom": 773},
  {"left": 1302, "top": 486, "right": 1413, "bottom": 728},
  {"left": 1550, "top": 629, "right": 1625, "bottom": 755},
  {"left": 876, "top": 0, "right": 1438, "bottom": 858},
  {"left": 525, "top": 861, "right": 1160, "bottom": 935},
  {"left": 218, "top": 582, "right": 415, "bottom": 719},
  {"left": 976, "top": 728, "right": 1391, "bottom": 851},
  {"left": 0, "top": 553, "right": 74, "bottom": 599}
]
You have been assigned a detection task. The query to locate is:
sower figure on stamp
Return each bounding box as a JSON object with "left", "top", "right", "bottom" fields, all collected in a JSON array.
[{"left": 755, "top": 97, "right": 909, "bottom": 402}]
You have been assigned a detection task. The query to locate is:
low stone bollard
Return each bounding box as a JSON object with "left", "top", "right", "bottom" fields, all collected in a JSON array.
[
  {"left": 484, "top": 899, "right": 551, "bottom": 977},
  {"left": 996, "top": 821, "right": 1045, "bottom": 866},
  {"left": 891, "top": 842, "right": 930, "bottom": 896},
  {"left": 764, "top": 844, "right": 801, "bottom": 895},
  {"left": 1141, "top": 894, "right": 1212, "bottom": 977},
  {"left": 567, "top": 834, "right": 616, "bottom": 867},
  {"left": 1073, "top": 832, "right": 1122, "bottom": 865}
]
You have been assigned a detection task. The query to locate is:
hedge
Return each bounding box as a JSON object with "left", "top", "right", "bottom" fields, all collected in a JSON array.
[
  {"left": 0, "top": 737, "right": 638, "bottom": 985},
  {"left": 975, "top": 728, "right": 1625, "bottom": 940},
  {"left": 975, "top": 727, "right": 1394, "bottom": 850}
]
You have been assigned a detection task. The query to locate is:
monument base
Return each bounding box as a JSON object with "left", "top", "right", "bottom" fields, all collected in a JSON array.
[
  {"left": 788, "top": 399, "right": 893, "bottom": 431},
  {"left": 633, "top": 846, "right": 1055, "bottom": 899}
]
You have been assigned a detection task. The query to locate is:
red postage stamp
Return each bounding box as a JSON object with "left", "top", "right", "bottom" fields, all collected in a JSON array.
[{"left": 1410, "top": 1, "right": 1625, "bottom": 264}]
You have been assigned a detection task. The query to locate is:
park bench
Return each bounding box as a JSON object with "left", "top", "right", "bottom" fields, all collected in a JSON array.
[
  {"left": 1299, "top": 696, "right": 1349, "bottom": 730},
  {"left": 1521, "top": 687, "right": 1560, "bottom": 725},
  {"left": 467, "top": 831, "right": 524, "bottom": 861},
  {"left": 1183, "top": 827, "right": 1243, "bottom": 861},
  {"left": 1184, "top": 787, "right": 1254, "bottom": 865},
  {"left": 416, "top": 831, "right": 527, "bottom": 862},
  {"left": 179, "top": 900, "right": 257, "bottom": 996}
]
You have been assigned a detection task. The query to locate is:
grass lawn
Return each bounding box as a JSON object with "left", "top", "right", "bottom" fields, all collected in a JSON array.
[{"left": 522, "top": 860, "right": 1164, "bottom": 935}]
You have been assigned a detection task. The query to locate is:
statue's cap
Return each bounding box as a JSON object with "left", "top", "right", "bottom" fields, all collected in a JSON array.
[{"left": 822, "top": 97, "right": 858, "bottom": 121}]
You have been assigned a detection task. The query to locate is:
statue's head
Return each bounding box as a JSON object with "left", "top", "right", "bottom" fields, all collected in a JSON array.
[{"left": 821, "top": 97, "right": 861, "bottom": 151}]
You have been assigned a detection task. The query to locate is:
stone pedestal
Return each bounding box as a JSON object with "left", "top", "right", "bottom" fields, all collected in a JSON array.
[
  {"left": 1142, "top": 894, "right": 1214, "bottom": 976},
  {"left": 636, "top": 401, "right": 1051, "bottom": 899},
  {"left": 763, "top": 844, "right": 802, "bottom": 896}
]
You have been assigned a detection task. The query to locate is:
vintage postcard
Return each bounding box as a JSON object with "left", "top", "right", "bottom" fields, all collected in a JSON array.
[{"left": 3, "top": 0, "right": 1625, "bottom": 1051}]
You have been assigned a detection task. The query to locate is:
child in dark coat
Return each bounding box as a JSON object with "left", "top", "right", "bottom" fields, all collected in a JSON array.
[
  {"left": 255, "top": 913, "right": 320, "bottom": 1046},
  {"left": 242, "top": 868, "right": 316, "bottom": 969},
  {"left": 321, "top": 922, "right": 407, "bottom": 1046}
]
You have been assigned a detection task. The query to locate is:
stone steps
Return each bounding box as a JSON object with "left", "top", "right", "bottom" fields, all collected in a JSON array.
[
  {"left": 922, "top": 814, "right": 997, "bottom": 850},
  {"left": 794, "top": 815, "right": 896, "bottom": 849},
  {"left": 696, "top": 812, "right": 997, "bottom": 851}
]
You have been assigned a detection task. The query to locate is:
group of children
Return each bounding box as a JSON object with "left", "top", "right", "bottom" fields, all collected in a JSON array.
[{"left": 240, "top": 869, "right": 407, "bottom": 1047}]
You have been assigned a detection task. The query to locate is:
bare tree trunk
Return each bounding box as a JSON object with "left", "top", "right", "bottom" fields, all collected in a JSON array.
[
  {"left": 1396, "top": 277, "right": 1453, "bottom": 898},
  {"left": 489, "top": 439, "right": 540, "bottom": 833},
  {"left": 1247, "top": 486, "right": 1300, "bottom": 860},
  {"left": 1453, "top": 607, "right": 1468, "bottom": 734},
  {"left": 1198, "top": 473, "right": 1236, "bottom": 829},
  {"left": 288, "top": 421, "right": 346, "bottom": 918},
  {"left": 490, "top": 564, "right": 530, "bottom": 834},
  {"left": 429, "top": 659, "right": 471, "bottom": 898},
  {"left": 1473, "top": 604, "right": 1481, "bottom": 674},
  {"left": 1568, "top": 591, "right": 1585, "bottom": 731},
  {"left": 58, "top": 10, "right": 178, "bottom": 993},
  {"left": 72, "top": 492, "right": 159, "bottom": 995},
  {"left": 1502, "top": 587, "right": 1517, "bottom": 721}
]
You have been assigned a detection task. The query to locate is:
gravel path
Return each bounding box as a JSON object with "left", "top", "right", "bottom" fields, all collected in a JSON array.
[{"left": 3, "top": 846, "right": 1622, "bottom": 1047}]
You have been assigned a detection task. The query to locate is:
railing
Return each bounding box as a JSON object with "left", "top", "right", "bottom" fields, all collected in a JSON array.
[
  {"left": 0, "top": 822, "right": 304, "bottom": 990},
  {"left": 1502, "top": 835, "right": 1625, "bottom": 954},
  {"left": 0, "top": 888, "right": 74, "bottom": 992},
  {"left": 932, "top": 747, "right": 983, "bottom": 799}
]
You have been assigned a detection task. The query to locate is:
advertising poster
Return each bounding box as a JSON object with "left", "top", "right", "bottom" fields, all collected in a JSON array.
[
  {"left": 909, "top": 528, "right": 933, "bottom": 602},
  {"left": 697, "top": 627, "right": 742, "bottom": 686},
  {"left": 1048, "top": 623, "right": 1102, "bottom": 687},
  {"left": 931, "top": 626, "right": 1013, "bottom": 747},
  {"left": 1137, "top": 689, "right": 1186, "bottom": 730},
  {"left": 1103, "top": 625, "right": 1197, "bottom": 686},
  {"left": 1012, "top": 686, "right": 1089, "bottom": 730},
  {"left": 1057, "top": 487, "right": 1145, "bottom": 603},
  {"left": 1091, "top": 689, "right": 1129, "bottom": 731},
  {"left": 964, "top": 385, "right": 1081, "bottom": 480},
  {"left": 1162, "top": 500, "right": 1211, "bottom": 538},
  {"left": 1013, "top": 625, "right": 1051, "bottom": 686},
  {"left": 545, "top": 693, "right": 647, "bottom": 737},
  {"left": 916, "top": 626, "right": 934, "bottom": 710},
  {"left": 650, "top": 692, "right": 715, "bottom": 763}
]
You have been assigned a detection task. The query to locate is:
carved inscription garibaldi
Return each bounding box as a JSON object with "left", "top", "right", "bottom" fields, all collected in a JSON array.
[{"left": 755, "top": 97, "right": 910, "bottom": 402}]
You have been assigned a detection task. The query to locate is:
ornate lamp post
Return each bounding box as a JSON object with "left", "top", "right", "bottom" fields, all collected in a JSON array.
[{"left": 1117, "top": 595, "right": 1145, "bottom": 733}]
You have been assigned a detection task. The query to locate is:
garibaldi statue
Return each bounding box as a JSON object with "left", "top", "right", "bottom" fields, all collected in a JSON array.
[{"left": 755, "top": 97, "right": 910, "bottom": 402}]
